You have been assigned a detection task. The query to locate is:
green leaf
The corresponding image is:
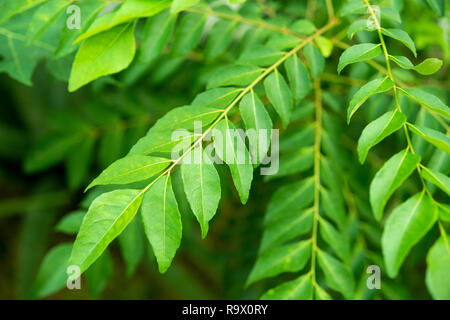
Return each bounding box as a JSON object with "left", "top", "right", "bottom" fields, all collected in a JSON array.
[
  {"left": 263, "top": 69, "right": 293, "bottom": 128},
  {"left": 207, "top": 64, "right": 263, "bottom": 89},
  {"left": 426, "top": 0, "right": 445, "bottom": 16},
  {"left": 69, "top": 22, "right": 136, "bottom": 92},
  {"left": 264, "top": 178, "right": 314, "bottom": 224},
  {"left": 0, "top": 0, "right": 46, "bottom": 24},
  {"left": 181, "top": 149, "right": 221, "bottom": 238},
  {"left": 139, "top": 9, "right": 176, "bottom": 64},
  {"left": 420, "top": 166, "right": 450, "bottom": 196},
  {"left": 408, "top": 124, "right": 450, "bottom": 154},
  {"left": 69, "top": 189, "right": 144, "bottom": 273},
  {"left": 382, "top": 193, "right": 438, "bottom": 277},
  {"left": 370, "top": 149, "right": 421, "bottom": 221},
  {"left": 267, "top": 147, "right": 314, "bottom": 180},
  {"left": 357, "top": 110, "right": 407, "bottom": 164},
  {"left": 304, "top": 43, "right": 325, "bottom": 79},
  {"left": 347, "top": 77, "right": 395, "bottom": 124},
  {"left": 347, "top": 20, "right": 370, "bottom": 39},
  {"left": 204, "top": 20, "right": 236, "bottom": 60},
  {"left": 247, "top": 240, "right": 311, "bottom": 286},
  {"left": 426, "top": 236, "right": 450, "bottom": 299},
  {"left": 338, "top": 43, "right": 382, "bottom": 74},
  {"left": 76, "top": 0, "right": 171, "bottom": 42},
  {"left": 284, "top": 55, "right": 311, "bottom": 102},
  {"left": 55, "top": 0, "right": 106, "bottom": 58},
  {"left": 25, "top": 0, "right": 70, "bottom": 45},
  {"left": 315, "top": 286, "right": 332, "bottom": 300},
  {"left": 118, "top": 216, "right": 144, "bottom": 277},
  {"left": 260, "top": 208, "right": 314, "bottom": 253},
  {"left": 87, "top": 155, "right": 172, "bottom": 190},
  {"left": 192, "top": 87, "right": 241, "bottom": 109},
  {"left": 55, "top": 210, "right": 86, "bottom": 235},
  {"left": 239, "top": 45, "right": 284, "bottom": 67},
  {"left": 261, "top": 274, "right": 313, "bottom": 300},
  {"left": 214, "top": 119, "right": 253, "bottom": 204},
  {"left": 381, "top": 28, "right": 417, "bottom": 57},
  {"left": 317, "top": 250, "right": 355, "bottom": 299},
  {"left": 389, "top": 55, "right": 414, "bottom": 69},
  {"left": 171, "top": 0, "right": 199, "bottom": 14},
  {"left": 141, "top": 175, "right": 182, "bottom": 273},
  {"left": 290, "top": 19, "right": 317, "bottom": 35},
  {"left": 340, "top": 0, "right": 366, "bottom": 17},
  {"left": 314, "top": 36, "right": 333, "bottom": 58},
  {"left": 86, "top": 250, "right": 113, "bottom": 298},
  {"left": 390, "top": 56, "right": 443, "bottom": 75},
  {"left": 398, "top": 88, "right": 450, "bottom": 119},
  {"left": 239, "top": 91, "right": 273, "bottom": 164},
  {"left": 129, "top": 105, "right": 221, "bottom": 155},
  {"left": 171, "top": 12, "right": 206, "bottom": 56},
  {"left": 319, "top": 218, "right": 350, "bottom": 262},
  {"left": 413, "top": 58, "right": 443, "bottom": 75},
  {"left": 24, "top": 134, "right": 82, "bottom": 173},
  {"left": 66, "top": 135, "right": 95, "bottom": 190},
  {"left": 30, "top": 243, "right": 72, "bottom": 299}
]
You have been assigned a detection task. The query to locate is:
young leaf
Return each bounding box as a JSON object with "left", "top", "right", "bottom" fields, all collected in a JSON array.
[
  {"left": 317, "top": 250, "right": 355, "bottom": 299},
  {"left": 382, "top": 193, "right": 438, "bottom": 277},
  {"left": 426, "top": 236, "right": 450, "bottom": 299},
  {"left": 338, "top": 43, "right": 382, "bottom": 74},
  {"left": 398, "top": 88, "right": 450, "bottom": 119},
  {"left": 247, "top": 240, "right": 311, "bottom": 286},
  {"left": 141, "top": 175, "right": 182, "bottom": 273},
  {"left": 357, "top": 110, "right": 407, "bottom": 164},
  {"left": 86, "top": 155, "right": 172, "bottom": 190},
  {"left": 381, "top": 28, "right": 417, "bottom": 57},
  {"left": 214, "top": 119, "right": 253, "bottom": 204},
  {"left": 30, "top": 243, "right": 72, "bottom": 299},
  {"left": 69, "top": 22, "right": 136, "bottom": 92},
  {"left": 181, "top": 149, "right": 221, "bottom": 238},
  {"left": 69, "top": 189, "right": 144, "bottom": 273},
  {"left": 370, "top": 149, "right": 421, "bottom": 221},
  {"left": 314, "top": 36, "right": 333, "bottom": 58},
  {"left": 347, "top": 77, "right": 395, "bottom": 123},
  {"left": 263, "top": 69, "right": 293, "bottom": 128},
  {"left": 284, "top": 55, "right": 312, "bottom": 103},
  {"left": 420, "top": 166, "right": 450, "bottom": 196},
  {"left": 261, "top": 274, "right": 313, "bottom": 300},
  {"left": 304, "top": 43, "right": 325, "bottom": 79},
  {"left": 413, "top": 58, "right": 443, "bottom": 75},
  {"left": 408, "top": 124, "right": 450, "bottom": 154}
]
